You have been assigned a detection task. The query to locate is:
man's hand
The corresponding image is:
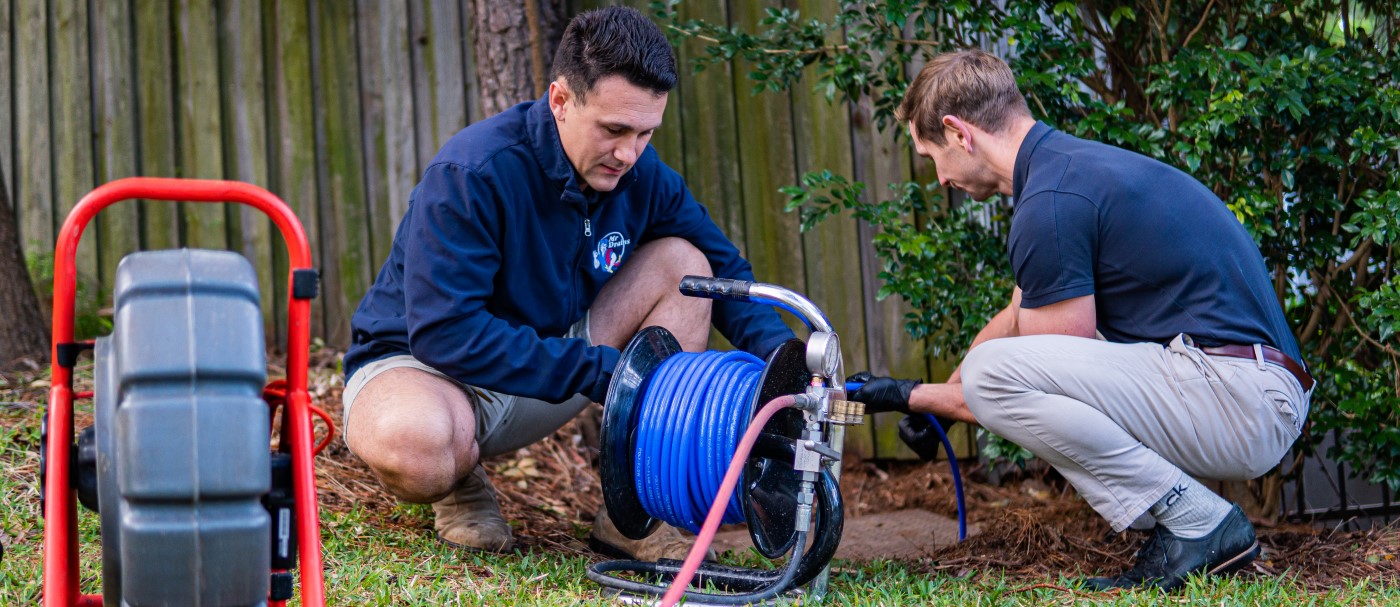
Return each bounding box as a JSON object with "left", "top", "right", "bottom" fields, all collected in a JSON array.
[
  {"left": 848, "top": 372, "right": 964, "bottom": 461},
  {"left": 898, "top": 414, "right": 959, "bottom": 462},
  {"left": 847, "top": 371, "right": 920, "bottom": 414}
]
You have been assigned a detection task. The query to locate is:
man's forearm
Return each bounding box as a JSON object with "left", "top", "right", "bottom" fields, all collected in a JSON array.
[
  {"left": 907, "top": 382, "right": 977, "bottom": 424},
  {"left": 905, "top": 297, "right": 1021, "bottom": 424}
]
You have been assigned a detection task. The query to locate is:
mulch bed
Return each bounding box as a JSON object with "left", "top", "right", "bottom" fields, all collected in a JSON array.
[{"left": 4, "top": 354, "right": 1397, "bottom": 590}]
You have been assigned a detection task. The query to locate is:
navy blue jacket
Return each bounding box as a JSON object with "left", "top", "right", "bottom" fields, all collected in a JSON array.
[{"left": 344, "top": 97, "right": 794, "bottom": 403}]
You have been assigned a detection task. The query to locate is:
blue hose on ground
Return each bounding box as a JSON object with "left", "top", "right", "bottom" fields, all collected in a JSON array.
[
  {"left": 845, "top": 381, "right": 968, "bottom": 542},
  {"left": 635, "top": 350, "right": 765, "bottom": 532},
  {"left": 922, "top": 412, "right": 968, "bottom": 542}
]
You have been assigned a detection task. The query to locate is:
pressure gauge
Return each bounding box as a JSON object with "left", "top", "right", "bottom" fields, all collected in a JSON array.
[{"left": 806, "top": 331, "right": 841, "bottom": 377}]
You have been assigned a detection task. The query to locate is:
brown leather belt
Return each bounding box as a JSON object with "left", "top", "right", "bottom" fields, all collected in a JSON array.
[{"left": 1201, "top": 344, "right": 1314, "bottom": 392}]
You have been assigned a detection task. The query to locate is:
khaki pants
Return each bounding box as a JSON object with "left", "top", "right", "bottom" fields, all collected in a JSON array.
[
  {"left": 962, "top": 333, "right": 1310, "bottom": 531},
  {"left": 340, "top": 315, "right": 594, "bottom": 458}
]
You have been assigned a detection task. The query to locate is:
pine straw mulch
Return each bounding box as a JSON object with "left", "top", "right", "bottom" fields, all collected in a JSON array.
[{"left": 3, "top": 353, "right": 1398, "bottom": 590}]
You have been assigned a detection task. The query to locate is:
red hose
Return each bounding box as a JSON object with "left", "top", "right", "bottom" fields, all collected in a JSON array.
[
  {"left": 264, "top": 380, "right": 337, "bottom": 456},
  {"left": 660, "top": 394, "right": 798, "bottom": 607}
]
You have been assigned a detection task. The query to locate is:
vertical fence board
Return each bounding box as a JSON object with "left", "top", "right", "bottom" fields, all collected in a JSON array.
[
  {"left": 649, "top": 86, "right": 687, "bottom": 177},
  {"left": 51, "top": 0, "right": 98, "bottom": 293},
  {"left": 617, "top": 0, "right": 686, "bottom": 174},
  {"left": 850, "top": 97, "right": 914, "bottom": 459},
  {"left": 851, "top": 94, "right": 937, "bottom": 458},
  {"left": 15, "top": 0, "right": 51, "bottom": 254},
  {"left": 175, "top": 0, "right": 225, "bottom": 249},
  {"left": 789, "top": 0, "right": 872, "bottom": 456},
  {"left": 410, "top": 0, "right": 467, "bottom": 175},
  {"left": 135, "top": 0, "right": 179, "bottom": 250},
  {"left": 729, "top": 0, "right": 806, "bottom": 344},
  {"left": 265, "top": 0, "right": 324, "bottom": 339},
  {"left": 313, "top": 0, "right": 371, "bottom": 347},
  {"left": 460, "top": 1, "right": 482, "bottom": 125},
  {"left": 356, "top": 0, "right": 416, "bottom": 265},
  {"left": 669, "top": 0, "right": 727, "bottom": 351},
  {"left": 1, "top": 0, "right": 12, "bottom": 211},
  {"left": 675, "top": 0, "right": 743, "bottom": 249},
  {"left": 91, "top": 0, "right": 140, "bottom": 295},
  {"left": 220, "top": 0, "right": 276, "bottom": 337}
]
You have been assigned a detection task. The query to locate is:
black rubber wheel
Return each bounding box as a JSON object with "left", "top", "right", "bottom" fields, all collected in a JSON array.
[{"left": 98, "top": 249, "right": 271, "bottom": 606}]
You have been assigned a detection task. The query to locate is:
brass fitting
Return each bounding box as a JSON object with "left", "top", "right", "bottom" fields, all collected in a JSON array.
[{"left": 827, "top": 398, "right": 865, "bottom": 425}]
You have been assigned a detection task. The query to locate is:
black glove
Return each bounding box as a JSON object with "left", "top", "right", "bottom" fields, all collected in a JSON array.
[
  {"left": 847, "top": 371, "right": 920, "bottom": 414},
  {"left": 898, "top": 414, "right": 958, "bottom": 462}
]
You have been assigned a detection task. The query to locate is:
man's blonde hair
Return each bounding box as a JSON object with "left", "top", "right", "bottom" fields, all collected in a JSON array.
[{"left": 897, "top": 49, "right": 1031, "bottom": 146}]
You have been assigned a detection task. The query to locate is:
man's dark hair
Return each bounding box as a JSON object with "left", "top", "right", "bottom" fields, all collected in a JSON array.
[{"left": 551, "top": 6, "right": 676, "bottom": 102}]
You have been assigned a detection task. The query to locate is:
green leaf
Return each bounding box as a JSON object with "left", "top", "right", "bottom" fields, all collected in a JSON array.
[{"left": 1109, "top": 6, "right": 1137, "bottom": 28}]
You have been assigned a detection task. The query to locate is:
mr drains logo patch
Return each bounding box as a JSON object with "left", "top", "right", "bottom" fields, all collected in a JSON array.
[{"left": 593, "top": 231, "right": 632, "bottom": 274}]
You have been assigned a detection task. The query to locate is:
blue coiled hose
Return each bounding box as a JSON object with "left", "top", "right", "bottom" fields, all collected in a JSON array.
[{"left": 635, "top": 350, "right": 765, "bottom": 533}]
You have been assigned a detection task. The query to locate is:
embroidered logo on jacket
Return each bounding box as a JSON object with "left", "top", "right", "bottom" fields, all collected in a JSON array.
[{"left": 593, "top": 231, "right": 632, "bottom": 274}]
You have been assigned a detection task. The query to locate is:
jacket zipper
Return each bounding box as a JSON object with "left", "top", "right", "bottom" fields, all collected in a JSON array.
[{"left": 574, "top": 210, "right": 592, "bottom": 319}]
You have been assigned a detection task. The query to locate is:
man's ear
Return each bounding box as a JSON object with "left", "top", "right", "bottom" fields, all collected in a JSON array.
[
  {"left": 548, "top": 79, "right": 571, "bottom": 121},
  {"left": 942, "top": 115, "right": 975, "bottom": 154}
]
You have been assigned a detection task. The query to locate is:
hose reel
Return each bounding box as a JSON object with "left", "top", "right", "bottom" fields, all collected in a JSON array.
[{"left": 589, "top": 277, "right": 865, "bottom": 605}]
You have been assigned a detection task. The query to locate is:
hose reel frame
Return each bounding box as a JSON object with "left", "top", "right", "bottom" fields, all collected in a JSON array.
[
  {"left": 594, "top": 275, "right": 860, "bottom": 604},
  {"left": 600, "top": 327, "right": 814, "bottom": 554}
]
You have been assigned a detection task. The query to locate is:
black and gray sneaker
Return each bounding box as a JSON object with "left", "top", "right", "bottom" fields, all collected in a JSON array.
[{"left": 1084, "top": 503, "right": 1259, "bottom": 592}]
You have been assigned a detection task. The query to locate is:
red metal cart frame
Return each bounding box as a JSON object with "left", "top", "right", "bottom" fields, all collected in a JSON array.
[{"left": 42, "top": 177, "right": 326, "bottom": 607}]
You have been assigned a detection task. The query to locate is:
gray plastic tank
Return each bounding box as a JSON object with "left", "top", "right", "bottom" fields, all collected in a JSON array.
[{"left": 98, "top": 249, "right": 271, "bottom": 606}]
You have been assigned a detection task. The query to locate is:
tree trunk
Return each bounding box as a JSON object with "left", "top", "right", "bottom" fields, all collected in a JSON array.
[
  {"left": 0, "top": 163, "right": 50, "bottom": 369},
  {"left": 468, "top": 0, "right": 566, "bottom": 117}
]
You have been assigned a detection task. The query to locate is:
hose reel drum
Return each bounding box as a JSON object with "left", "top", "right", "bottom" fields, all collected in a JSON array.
[{"left": 590, "top": 277, "right": 866, "bottom": 604}]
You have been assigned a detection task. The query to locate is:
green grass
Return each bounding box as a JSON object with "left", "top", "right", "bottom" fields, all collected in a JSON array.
[
  {"left": 302, "top": 503, "right": 1400, "bottom": 605},
  {"left": 6, "top": 495, "right": 1399, "bottom": 605},
  {"left": 3, "top": 375, "right": 1399, "bottom": 605}
]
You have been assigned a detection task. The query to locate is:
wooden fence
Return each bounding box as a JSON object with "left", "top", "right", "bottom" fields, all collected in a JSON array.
[{"left": 0, "top": 0, "right": 965, "bottom": 459}]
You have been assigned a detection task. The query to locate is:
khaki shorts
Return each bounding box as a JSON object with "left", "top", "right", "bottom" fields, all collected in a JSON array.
[{"left": 341, "top": 315, "right": 595, "bottom": 458}]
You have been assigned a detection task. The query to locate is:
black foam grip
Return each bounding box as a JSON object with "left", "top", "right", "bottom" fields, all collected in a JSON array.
[{"left": 678, "top": 275, "right": 753, "bottom": 302}]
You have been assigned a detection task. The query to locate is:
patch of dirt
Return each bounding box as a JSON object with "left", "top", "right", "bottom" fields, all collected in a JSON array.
[{"left": 4, "top": 353, "right": 1398, "bottom": 590}]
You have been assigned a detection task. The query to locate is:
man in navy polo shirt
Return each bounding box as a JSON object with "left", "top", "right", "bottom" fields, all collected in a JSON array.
[
  {"left": 850, "top": 49, "right": 1312, "bottom": 590},
  {"left": 340, "top": 7, "right": 793, "bottom": 559}
]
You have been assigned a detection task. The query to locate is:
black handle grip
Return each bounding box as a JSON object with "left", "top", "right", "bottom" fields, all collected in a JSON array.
[{"left": 679, "top": 275, "right": 754, "bottom": 302}]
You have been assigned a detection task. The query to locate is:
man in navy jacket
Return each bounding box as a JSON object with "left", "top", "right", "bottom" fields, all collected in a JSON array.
[{"left": 341, "top": 7, "right": 793, "bottom": 558}]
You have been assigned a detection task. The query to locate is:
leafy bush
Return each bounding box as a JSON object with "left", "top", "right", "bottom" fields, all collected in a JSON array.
[{"left": 656, "top": 0, "right": 1400, "bottom": 484}]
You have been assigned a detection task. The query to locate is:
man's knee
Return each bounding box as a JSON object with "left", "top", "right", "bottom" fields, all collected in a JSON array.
[
  {"left": 348, "top": 370, "right": 478, "bottom": 502},
  {"left": 960, "top": 338, "right": 1026, "bottom": 424},
  {"left": 356, "top": 413, "right": 474, "bottom": 502},
  {"left": 640, "top": 237, "right": 712, "bottom": 277}
]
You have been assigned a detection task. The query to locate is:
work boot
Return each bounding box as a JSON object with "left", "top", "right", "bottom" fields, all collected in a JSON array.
[
  {"left": 589, "top": 505, "right": 713, "bottom": 561},
  {"left": 431, "top": 465, "right": 516, "bottom": 553},
  {"left": 1083, "top": 504, "right": 1259, "bottom": 592}
]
